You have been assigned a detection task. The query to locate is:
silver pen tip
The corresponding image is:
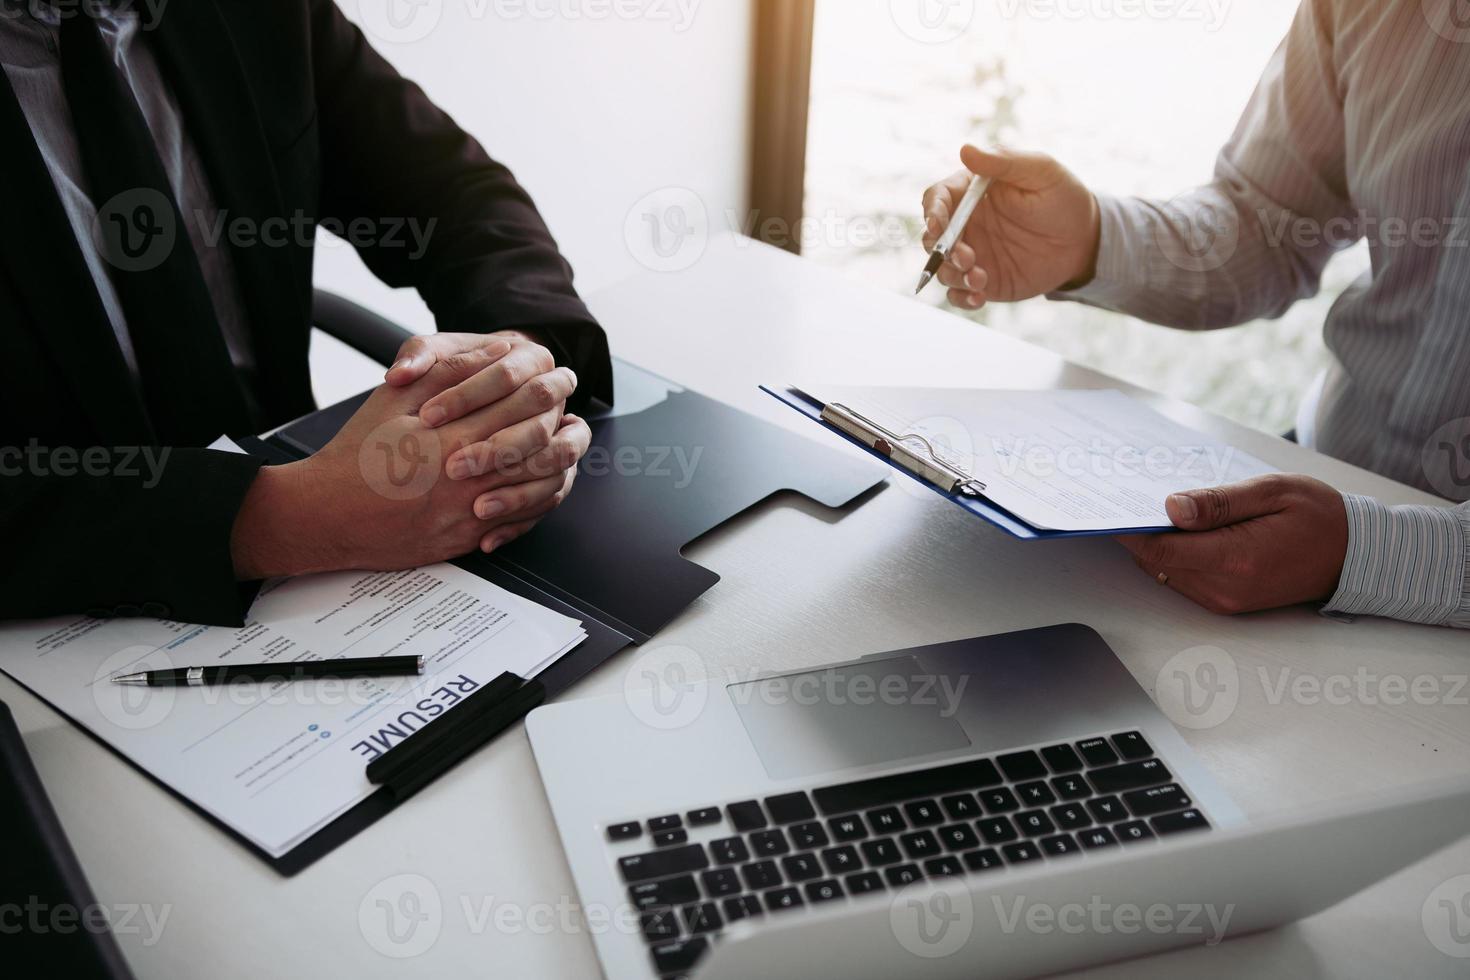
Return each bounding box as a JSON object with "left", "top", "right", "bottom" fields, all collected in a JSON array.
[
  {"left": 914, "top": 271, "right": 934, "bottom": 295},
  {"left": 112, "top": 672, "right": 148, "bottom": 686}
]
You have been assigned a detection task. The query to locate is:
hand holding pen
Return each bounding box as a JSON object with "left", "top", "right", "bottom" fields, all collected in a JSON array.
[{"left": 919, "top": 145, "right": 1103, "bottom": 308}]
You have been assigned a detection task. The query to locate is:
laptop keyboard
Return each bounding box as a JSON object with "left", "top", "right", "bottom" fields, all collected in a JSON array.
[{"left": 605, "top": 730, "right": 1210, "bottom": 979}]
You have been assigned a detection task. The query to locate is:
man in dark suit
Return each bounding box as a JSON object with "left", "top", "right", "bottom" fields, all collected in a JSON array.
[{"left": 0, "top": 0, "right": 613, "bottom": 625}]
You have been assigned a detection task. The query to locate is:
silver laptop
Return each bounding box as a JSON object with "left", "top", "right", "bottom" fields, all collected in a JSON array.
[{"left": 528, "top": 624, "right": 1470, "bottom": 979}]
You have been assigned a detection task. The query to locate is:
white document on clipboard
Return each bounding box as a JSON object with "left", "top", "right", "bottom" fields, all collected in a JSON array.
[{"left": 810, "top": 386, "right": 1277, "bottom": 533}]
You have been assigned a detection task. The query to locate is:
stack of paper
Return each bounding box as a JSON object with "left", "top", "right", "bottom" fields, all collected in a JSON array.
[{"left": 0, "top": 563, "right": 585, "bottom": 858}]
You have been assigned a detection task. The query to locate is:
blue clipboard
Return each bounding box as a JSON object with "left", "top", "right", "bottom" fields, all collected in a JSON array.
[{"left": 762, "top": 385, "right": 1172, "bottom": 541}]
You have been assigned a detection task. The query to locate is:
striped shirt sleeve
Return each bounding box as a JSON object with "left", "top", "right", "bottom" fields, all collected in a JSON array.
[
  {"left": 1052, "top": 0, "right": 1356, "bottom": 329},
  {"left": 1324, "top": 495, "right": 1470, "bottom": 629}
]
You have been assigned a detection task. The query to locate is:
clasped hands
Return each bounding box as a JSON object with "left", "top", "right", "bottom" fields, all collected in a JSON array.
[
  {"left": 232, "top": 331, "right": 589, "bottom": 580},
  {"left": 380, "top": 329, "right": 588, "bottom": 553}
]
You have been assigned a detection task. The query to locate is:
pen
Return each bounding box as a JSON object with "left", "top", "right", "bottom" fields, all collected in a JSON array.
[
  {"left": 111, "top": 655, "right": 425, "bottom": 687},
  {"left": 915, "top": 173, "right": 992, "bottom": 295}
]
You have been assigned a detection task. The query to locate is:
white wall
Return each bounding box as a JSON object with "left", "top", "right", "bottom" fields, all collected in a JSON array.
[{"left": 309, "top": 0, "right": 753, "bottom": 404}]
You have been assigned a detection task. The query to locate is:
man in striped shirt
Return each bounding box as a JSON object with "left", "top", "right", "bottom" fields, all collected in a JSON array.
[{"left": 923, "top": 0, "right": 1469, "bottom": 628}]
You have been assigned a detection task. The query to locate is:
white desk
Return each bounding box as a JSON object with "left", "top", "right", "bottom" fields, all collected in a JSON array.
[{"left": 6, "top": 235, "right": 1468, "bottom": 978}]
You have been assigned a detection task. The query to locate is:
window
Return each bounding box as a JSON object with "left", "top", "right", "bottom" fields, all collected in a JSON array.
[{"left": 802, "top": 0, "right": 1368, "bottom": 434}]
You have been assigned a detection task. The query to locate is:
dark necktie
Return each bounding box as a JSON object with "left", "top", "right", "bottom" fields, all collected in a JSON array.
[{"left": 58, "top": 12, "right": 257, "bottom": 445}]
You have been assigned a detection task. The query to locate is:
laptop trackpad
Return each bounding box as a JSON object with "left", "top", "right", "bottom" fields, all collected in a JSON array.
[{"left": 728, "top": 656, "right": 972, "bottom": 781}]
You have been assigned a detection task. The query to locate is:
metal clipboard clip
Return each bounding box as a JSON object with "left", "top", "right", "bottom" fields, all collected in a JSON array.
[{"left": 820, "top": 402, "right": 987, "bottom": 497}]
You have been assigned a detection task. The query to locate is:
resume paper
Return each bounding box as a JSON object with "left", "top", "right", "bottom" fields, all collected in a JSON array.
[{"left": 0, "top": 563, "right": 585, "bottom": 857}]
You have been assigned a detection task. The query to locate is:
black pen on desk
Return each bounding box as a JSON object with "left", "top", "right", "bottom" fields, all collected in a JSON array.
[
  {"left": 111, "top": 655, "right": 425, "bottom": 687},
  {"left": 916, "top": 173, "right": 992, "bottom": 294}
]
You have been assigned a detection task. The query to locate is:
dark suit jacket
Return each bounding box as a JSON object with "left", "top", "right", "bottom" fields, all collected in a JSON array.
[{"left": 0, "top": 0, "right": 613, "bottom": 626}]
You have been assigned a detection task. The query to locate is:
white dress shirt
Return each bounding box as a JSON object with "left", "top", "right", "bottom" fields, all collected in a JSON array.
[{"left": 1058, "top": 0, "right": 1469, "bottom": 628}]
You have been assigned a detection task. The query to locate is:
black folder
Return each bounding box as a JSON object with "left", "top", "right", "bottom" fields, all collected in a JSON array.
[
  {"left": 267, "top": 360, "right": 884, "bottom": 642},
  {"left": 209, "top": 359, "right": 882, "bottom": 872}
]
